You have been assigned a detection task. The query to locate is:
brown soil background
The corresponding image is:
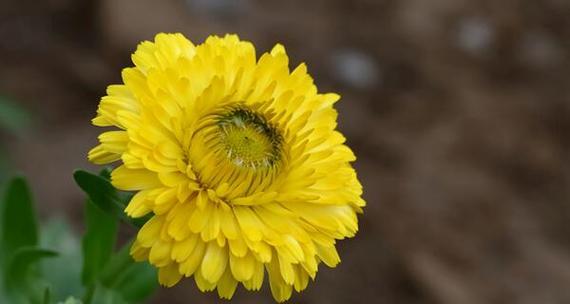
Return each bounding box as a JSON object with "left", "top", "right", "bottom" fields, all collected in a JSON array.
[{"left": 1, "top": 0, "right": 569, "bottom": 303}]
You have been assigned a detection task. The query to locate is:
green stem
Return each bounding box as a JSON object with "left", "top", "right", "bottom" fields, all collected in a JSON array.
[
  {"left": 84, "top": 241, "right": 134, "bottom": 303},
  {"left": 83, "top": 285, "right": 95, "bottom": 304},
  {"left": 99, "top": 241, "right": 134, "bottom": 288}
]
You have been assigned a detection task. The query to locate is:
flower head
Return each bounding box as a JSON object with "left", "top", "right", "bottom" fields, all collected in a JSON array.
[{"left": 88, "top": 33, "right": 365, "bottom": 302}]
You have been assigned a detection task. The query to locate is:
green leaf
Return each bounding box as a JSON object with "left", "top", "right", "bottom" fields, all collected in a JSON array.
[
  {"left": 98, "top": 167, "right": 112, "bottom": 181},
  {"left": 43, "top": 287, "right": 51, "bottom": 304},
  {"left": 58, "top": 296, "right": 83, "bottom": 304},
  {"left": 75, "top": 170, "right": 156, "bottom": 303},
  {"left": 6, "top": 247, "right": 58, "bottom": 279},
  {"left": 0, "top": 96, "right": 32, "bottom": 135},
  {"left": 5, "top": 247, "right": 58, "bottom": 292},
  {"left": 89, "top": 286, "right": 128, "bottom": 304},
  {"left": 73, "top": 170, "right": 125, "bottom": 218},
  {"left": 112, "top": 262, "right": 157, "bottom": 302},
  {"left": 98, "top": 242, "right": 133, "bottom": 287},
  {"left": 1, "top": 177, "right": 38, "bottom": 258},
  {"left": 73, "top": 170, "right": 147, "bottom": 228},
  {"left": 99, "top": 242, "right": 157, "bottom": 303},
  {"left": 81, "top": 199, "right": 118, "bottom": 286},
  {"left": 40, "top": 218, "right": 84, "bottom": 300}
]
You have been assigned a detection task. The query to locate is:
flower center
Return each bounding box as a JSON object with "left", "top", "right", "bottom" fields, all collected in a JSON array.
[
  {"left": 216, "top": 108, "right": 282, "bottom": 169},
  {"left": 186, "top": 106, "right": 284, "bottom": 197}
]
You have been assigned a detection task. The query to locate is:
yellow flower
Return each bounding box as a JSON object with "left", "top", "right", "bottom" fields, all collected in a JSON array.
[{"left": 88, "top": 33, "right": 365, "bottom": 302}]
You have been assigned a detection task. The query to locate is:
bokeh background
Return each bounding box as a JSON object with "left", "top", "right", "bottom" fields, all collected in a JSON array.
[{"left": 1, "top": 0, "right": 569, "bottom": 303}]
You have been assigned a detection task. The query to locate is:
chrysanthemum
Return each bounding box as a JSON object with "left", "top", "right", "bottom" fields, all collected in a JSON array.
[{"left": 88, "top": 33, "right": 365, "bottom": 302}]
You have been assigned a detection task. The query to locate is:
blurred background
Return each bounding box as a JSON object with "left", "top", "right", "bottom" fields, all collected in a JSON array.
[{"left": 1, "top": 0, "right": 569, "bottom": 303}]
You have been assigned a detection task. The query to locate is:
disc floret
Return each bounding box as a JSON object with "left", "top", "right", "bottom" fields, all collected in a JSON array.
[{"left": 216, "top": 107, "right": 282, "bottom": 170}]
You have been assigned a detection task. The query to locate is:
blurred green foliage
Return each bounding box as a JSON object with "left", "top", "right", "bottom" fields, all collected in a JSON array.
[
  {"left": 0, "top": 170, "right": 157, "bottom": 304},
  {"left": 0, "top": 177, "right": 56, "bottom": 303},
  {"left": 0, "top": 96, "right": 32, "bottom": 135},
  {"left": 0, "top": 96, "right": 32, "bottom": 185},
  {"left": 82, "top": 199, "right": 119, "bottom": 287},
  {"left": 41, "top": 218, "right": 83, "bottom": 301}
]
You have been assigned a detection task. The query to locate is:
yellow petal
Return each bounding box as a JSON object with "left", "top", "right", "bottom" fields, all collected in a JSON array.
[
  {"left": 130, "top": 240, "right": 149, "bottom": 262},
  {"left": 242, "top": 261, "right": 264, "bottom": 291},
  {"left": 245, "top": 239, "right": 272, "bottom": 263},
  {"left": 171, "top": 234, "right": 199, "bottom": 262},
  {"left": 316, "top": 243, "right": 340, "bottom": 267},
  {"left": 266, "top": 258, "right": 293, "bottom": 303},
  {"left": 93, "top": 84, "right": 139, "bottom": 128},
  {"left": 220, "top": 209, "right": 239, "bottom": 240},
  {"left": 179, "top": 240, "right": 206, "bottom": 277},
  {"left": 229, "top": 252, "right": 255, "bottom": 281},
  {"left": 111, "top": 165, "right": 161, "bottom": 191},
  {"left": 228, "top": 236, "right": 248, "bottom": 258},
  {"left": 201, "top": 242, "right": 228, "bottom": 284},
  {"left": 293, "top": 265, "right": 309, "bottom": 292},
  {"left": 167, "top": 203, "right": 193, "bottom": 241},
  {"left": 216, "top": 267, "right": 238, "bottom": 299},
  {"left": 149, "top": 240, "right": 172, "bottom": 267},
  {"left": 188, "top": 198, "right": 213, "bottom": 233},
  {"left": 282, "top": 235, "right": 305, "bottom": 263},
  {"left": 158, "top": 171, "right": 188, "bottom": 187},
  {"left": 233, "top": 207, "right": 263, "bottom": 241},
  {"left": 137, "top": 216, "right": 163, "bottom": 247},
  {"left": 194, "top": 269, "right": 216, "bottom": 292},
  {"left": 125, "top": 189, "right": 153, "bottom": 217},
  {"left": 98, "top": 130, "right": 129, "bottom": 153},
  {"left": 277, "top": 254, "right": 295, "bottom": 285},
  {"left": 87, "top": 145, "right": 121, "bottom": 164},
  {"left": 200, "top": 206, "right": 220, "bottom": 241},
  {"left": 158, "top": 263, "right": 182, "bottom": 287}
]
